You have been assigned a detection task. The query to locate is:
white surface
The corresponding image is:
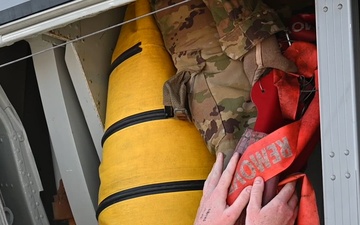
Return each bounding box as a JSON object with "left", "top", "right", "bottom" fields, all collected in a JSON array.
[
  {"left": 28, "top": 36, "right": 100, "bottom": 225},
  {"left": 316, "top": 0, "right": 360, "bottom": 224}
]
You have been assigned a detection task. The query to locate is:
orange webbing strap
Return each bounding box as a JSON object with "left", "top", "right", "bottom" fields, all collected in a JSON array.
[
  {"left": 275, "top": 41, "right": 318, "bottom": 122},
  {"left": 227, "top": 42, "right": 320, "bottom": 224},
  {"left": 278, "top": 173, "right": 320, "bottom": 225},
  {"left": 227, "top": 70, "right": 319, "bottom": 203}
]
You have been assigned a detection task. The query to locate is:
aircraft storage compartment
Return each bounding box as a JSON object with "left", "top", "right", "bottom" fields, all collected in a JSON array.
[{"left": 1, "top": 0, "right": 360, "bottom": 224}]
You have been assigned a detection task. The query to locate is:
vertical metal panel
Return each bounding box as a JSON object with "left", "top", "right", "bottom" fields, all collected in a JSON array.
[
  {"left": 65, "top": 43, "right": 104, "bottom": 160},
  {"left": 28, "top": 36, "right": 100, "bottom": 225},
  {"left": 316, "top": 0, "right": 360, "bottom": 224}
]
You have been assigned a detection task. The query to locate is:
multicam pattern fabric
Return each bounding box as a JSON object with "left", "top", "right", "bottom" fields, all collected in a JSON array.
[
  {"left": 202, "top": 0, "right": 286, "bottom": 59},
  {"left": 151, "top": 0, "right": 258, "bottom": 164},
  {"left": 151, "top": 0, "right": 285, "bottom": 165}
]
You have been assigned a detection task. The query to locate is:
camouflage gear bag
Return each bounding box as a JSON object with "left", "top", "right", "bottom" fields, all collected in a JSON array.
[
  {"left": 151, "top": 0, "right": 257, "bottom": 164},
  {"left": 202, "top": 0, "right": 286, "bottom": 59}
]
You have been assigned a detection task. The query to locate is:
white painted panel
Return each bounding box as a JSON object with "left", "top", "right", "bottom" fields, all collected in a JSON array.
[{"left": 28, "top": 36, "right": 100, "bottom": 225}]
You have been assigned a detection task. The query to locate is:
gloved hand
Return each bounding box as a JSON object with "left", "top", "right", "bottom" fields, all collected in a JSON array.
[{"left": 243, "top": 34, "right": 298, "bottom": 86}]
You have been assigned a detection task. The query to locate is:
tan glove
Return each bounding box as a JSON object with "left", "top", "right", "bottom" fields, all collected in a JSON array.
[{"left": 243, "top": 34, "right": 298, "bottom": 86}]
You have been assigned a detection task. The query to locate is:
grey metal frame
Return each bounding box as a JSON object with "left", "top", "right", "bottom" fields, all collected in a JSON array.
[
  {"left": 316, "top": 0, "right": 360, "bottom": 224},
  {"left": 65, "top": 43, "right": 104, "bottom": 160},
  {"left": 0, "top": 85, "right": 48, "bottom": 225},
  {"left": 22, "top": 4, "right": 126, "bottom": 223},
  {"left": 28, "top": 36, "right": 100, "bottom": 225}
]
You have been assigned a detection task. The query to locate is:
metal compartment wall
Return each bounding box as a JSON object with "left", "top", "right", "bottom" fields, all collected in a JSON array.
[{"left": 316, "top": 0, "right": 360, "bottom": 224}]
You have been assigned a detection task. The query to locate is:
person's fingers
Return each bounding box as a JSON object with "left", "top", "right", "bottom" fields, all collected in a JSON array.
[
  {"left": 289, "top": 205, "right": 299, "bottom": 224},
  {"left": 203, "top": 152, "right": 224, "bottom": 193},
  {"left": 216, "top": 152, "right": 240, "bottom": 198},
  {"left": 227, "top": 185, "right": 252, "bottom": 219},
  {"left": 287, "top": 191, "right": 298, "bottom": 209},
  {"left": 276, "top": 181, "right": 296, "bottom": 202},
  {"left": 247, "top": 177, "right": 264, "bottom": 212}
]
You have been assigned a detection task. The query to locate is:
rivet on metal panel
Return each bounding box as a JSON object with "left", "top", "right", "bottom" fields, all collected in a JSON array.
[
  {"left": 330, "top": 175, "right": 336, "bottom": 180},
  {"left": 338, "top": 4, "right": 343, "bottom": 10},
  {"left": 0, "top": 138, "right": 3, "bottom": 143},
  {"left": 345, "top": 172, "right": 351, "bottom": 178},
  {"left": 323, "top": 6, "right": 328, "bottom": 12},
  {"left": 17, "top": 133, "right": 24, "bottom": 141},
  {"left": 344, "top": 149, "right": 350, "bottom": 156},
  {"left": 329, "top": 152, "right": 335, "bottom": 157}
]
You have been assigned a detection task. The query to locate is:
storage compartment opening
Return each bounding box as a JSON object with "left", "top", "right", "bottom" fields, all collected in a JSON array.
[{"left": 0, "top": 1, "right": 327, "bottom": 224}]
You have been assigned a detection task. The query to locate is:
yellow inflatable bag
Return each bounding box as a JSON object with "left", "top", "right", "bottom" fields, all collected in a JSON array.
[{"left": 97, "top": 1, "right": 215, "bottom": 224}]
